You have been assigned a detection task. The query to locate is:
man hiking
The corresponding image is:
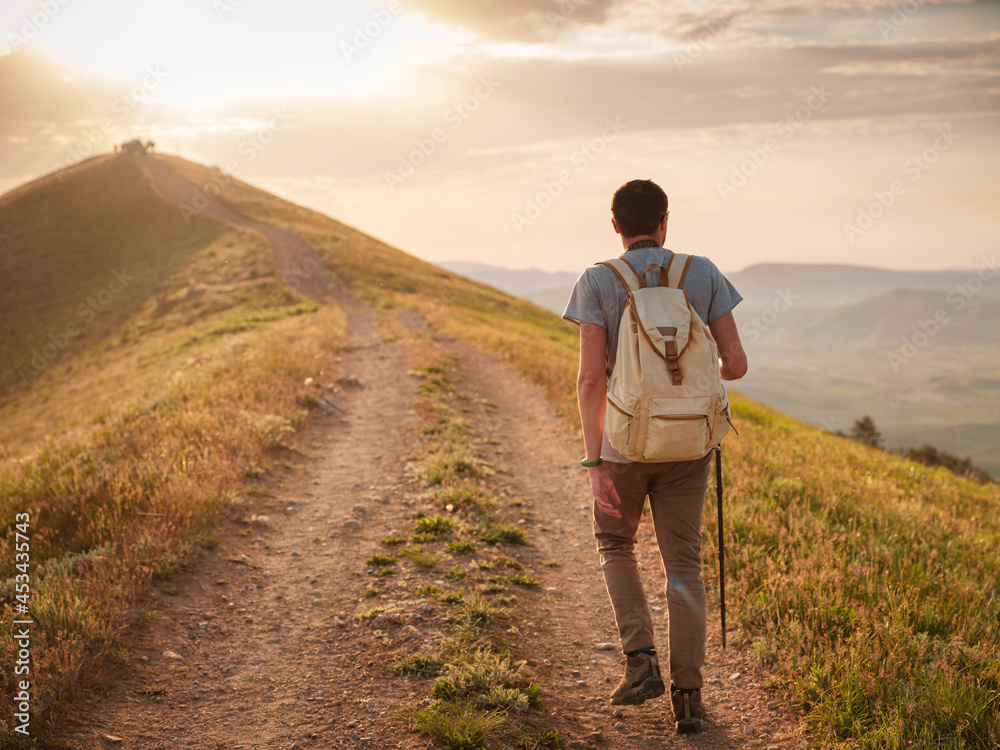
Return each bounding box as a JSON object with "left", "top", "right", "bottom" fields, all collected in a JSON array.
[{"left": 562, "top": 179, "right": 748, "bottom": 734}]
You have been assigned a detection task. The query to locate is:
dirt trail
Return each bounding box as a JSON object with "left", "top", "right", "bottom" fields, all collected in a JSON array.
[
  {"left": 57, "top": 161, "right": 806, "bottom": 748},
  {"left": 59, "top": 332, "right": 804, "bottom": 749},
  {"left": 140, "top": 156, "right": 347, "bottom": 306}
]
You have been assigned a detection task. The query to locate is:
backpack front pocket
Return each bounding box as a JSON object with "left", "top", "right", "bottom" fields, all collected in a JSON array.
[{"left": 642, "top": 397, "right": 713, "bottom": 461}]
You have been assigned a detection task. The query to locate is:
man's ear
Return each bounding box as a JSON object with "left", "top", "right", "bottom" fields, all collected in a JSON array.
[{"left": 612, "top": 217, "right": 621, "bottom": 235}]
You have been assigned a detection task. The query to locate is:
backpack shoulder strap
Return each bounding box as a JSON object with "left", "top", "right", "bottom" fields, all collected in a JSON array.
[
  {"left": 662, "top": 253, "right": 693, "bottom": 289},
  {"left": 595, "top": 258, "right": 641, "bottom": 293}
]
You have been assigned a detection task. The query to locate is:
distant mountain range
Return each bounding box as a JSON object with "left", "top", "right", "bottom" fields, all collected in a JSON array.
[
  {"left": 438, "top": 259, "right": 1000, "bottom": 477},
  {"left": 437, "top": 261, "right": 580, "bottom": 297}
]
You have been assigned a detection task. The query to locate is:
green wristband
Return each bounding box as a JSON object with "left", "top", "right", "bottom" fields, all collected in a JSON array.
[{"left": 581, "top": 458, "right": 603, "bottom": 468}]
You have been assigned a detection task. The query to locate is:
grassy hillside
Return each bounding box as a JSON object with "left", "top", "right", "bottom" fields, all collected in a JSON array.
[
  {"left": 0, "top": 156, "right": 223, "bottom": 394},
  {"left": 0, "top": 155, "right": 316, "bottom": 464},
  {"left": 0, "top": 155, "right": 996, "bottom": 747},
  {"left": 0, "top": 154, "right": 343, "bottom": 741},
  {"left": 155, "top": 154, "right": 581, "bottom": 420}
]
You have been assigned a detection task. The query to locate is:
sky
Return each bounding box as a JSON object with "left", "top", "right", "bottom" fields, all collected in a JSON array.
[{"left": 1, "top": 0, "right": 998, "bottom": 273}]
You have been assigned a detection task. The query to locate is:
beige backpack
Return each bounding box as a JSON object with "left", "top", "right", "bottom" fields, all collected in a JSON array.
[{"left": 598, "top": 253, "right": 735, "bottom": 462}]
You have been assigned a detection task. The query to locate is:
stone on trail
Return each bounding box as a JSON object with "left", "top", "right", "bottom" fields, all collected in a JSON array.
[
  {"left": 371, "top": 611, "right": 402, "bottom": 628},
  {"left": 546, "top": 587, "right": 562, "bottom": 597},
  {"left": 162, "top": 650, "right": 183, "bottom": 661},
  {"left": 333, "top": 617, "right": 347, "bottom": 628},
  {"left": 102, "top": 736, "right": 123, "bottom": 744},
  {"left": 338, "top": 375, "right": 364, "bottom": 391},
  {"left": 343, "top": 519, "right": 362, "bottom": 532},
  {"left": 744, "top": 724, "right": 756, "bottom": 736},
  {"left": 352, "top": 504, "right": 369, "bottom": 517},
  {"left": 254, "top": 515, "right": 274, "bottom": 529},
  {"left": 595, "top": 642, "right": 616, "bottom": 651}
]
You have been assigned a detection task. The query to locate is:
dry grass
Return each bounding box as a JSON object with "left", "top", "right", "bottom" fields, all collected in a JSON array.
[{"left": 0, "top": 155, "right": 347, "bottom": 740}]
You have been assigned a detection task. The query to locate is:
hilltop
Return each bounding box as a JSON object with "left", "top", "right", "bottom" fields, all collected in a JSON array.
[{"left": 0, "top": 155, "right": 996, "bottom": 749}]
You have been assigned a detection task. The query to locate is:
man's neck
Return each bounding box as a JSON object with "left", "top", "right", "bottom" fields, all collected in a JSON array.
[{"left": 622, "top": 236, "right": 661, "bottom": 251}]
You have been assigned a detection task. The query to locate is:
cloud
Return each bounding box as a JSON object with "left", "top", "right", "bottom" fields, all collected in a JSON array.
[
  {"left": 0, "top": 49, "right": 123, "bottom": 131},
  {"left": 403, "top": 0, "right": 622, "bottom": 40}
]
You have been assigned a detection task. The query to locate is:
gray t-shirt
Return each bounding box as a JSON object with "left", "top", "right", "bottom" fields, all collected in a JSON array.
[{"left": 562, "top": 245, "right": 742, "bottom": 462}]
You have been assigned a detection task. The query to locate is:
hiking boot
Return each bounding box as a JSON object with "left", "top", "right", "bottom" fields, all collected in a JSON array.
[
  {"left": 671, "top": 685, "right": 706, "bottom": 734},
  {"left": 610, "top": 652, "right": 665, "bottom": 705}
]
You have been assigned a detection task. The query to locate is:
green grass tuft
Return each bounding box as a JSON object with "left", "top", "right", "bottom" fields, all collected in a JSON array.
[
  {"left": 399, "top": 546, "right": 444, "bottom": 569},
  {"left": 365, "top": 552, "right": 396, "bottom": 568},
  {"left": 406, "top": 702, "right": 507, "bottom": 750},
  {"left": 479, "top": 522, "right": 529, "bottom": 546}
]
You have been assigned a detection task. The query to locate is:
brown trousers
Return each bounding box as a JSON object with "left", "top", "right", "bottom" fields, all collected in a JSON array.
[{"left": 592, "top": 452, "right": 713, "bottom": 690}]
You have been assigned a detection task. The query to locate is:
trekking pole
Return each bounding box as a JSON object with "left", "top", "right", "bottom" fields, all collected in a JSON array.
[{"left": 714, "top": 445, "right": 726, "bottom": 649}]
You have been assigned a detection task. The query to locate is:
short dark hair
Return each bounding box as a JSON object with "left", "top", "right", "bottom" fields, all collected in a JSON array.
[{"left": 611, "top": 179, "right": 668, "bottom": 237}]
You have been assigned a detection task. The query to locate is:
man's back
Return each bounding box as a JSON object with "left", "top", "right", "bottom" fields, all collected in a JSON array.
[{"left": 564, "top": 246, "right": 741, "bottom": 375}]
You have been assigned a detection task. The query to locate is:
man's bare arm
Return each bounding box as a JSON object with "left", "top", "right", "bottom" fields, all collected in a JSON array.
[
  {"left": 577, "top": 322, "right": 621, "bottom": 518},
  {"left": 708, "top": 311, "right": 748, "bottom": 381},
  {"left": 578, "top": 322, "right": 609, "bottom": 461}
]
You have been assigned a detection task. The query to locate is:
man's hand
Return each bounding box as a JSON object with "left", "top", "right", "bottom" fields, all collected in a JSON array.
[{"left": 588, "top": 466, "right": 622, "bottom": 518}]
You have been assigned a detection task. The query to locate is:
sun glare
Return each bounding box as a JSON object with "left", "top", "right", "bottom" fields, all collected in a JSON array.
[{"left": 9, "top": 0, "right": 467, "bottom": 104}]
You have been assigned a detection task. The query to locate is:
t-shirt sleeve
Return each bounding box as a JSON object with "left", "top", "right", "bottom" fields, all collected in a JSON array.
[
  {"left": 562, "top": 268, "right": 606, "bottom": 329},
  {"left": 704, "top": 258, "right": 743, "bottom": 324}
]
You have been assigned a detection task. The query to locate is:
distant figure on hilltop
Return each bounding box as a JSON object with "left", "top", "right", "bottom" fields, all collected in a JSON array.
[
  {"left": 120, "top": 138, "right": 154, "bottom": 155},
  {"left": 562, "top": 179, "right": 747, "bottom": 734}
]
